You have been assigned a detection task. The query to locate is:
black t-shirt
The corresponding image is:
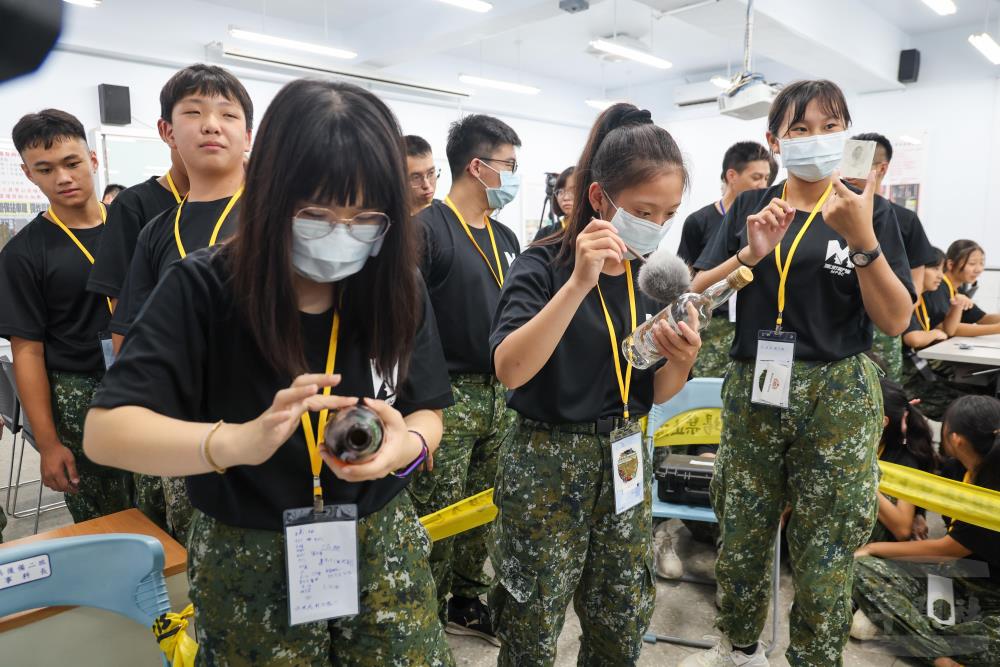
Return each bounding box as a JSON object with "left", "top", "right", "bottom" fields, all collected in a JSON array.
[
  {"left": 906, "top": 283, "right": 952, "bottom": 339},
  {"left": 87, "top": 176, "right": 179, "bottom": 298},
  {"left": 419, "top": 200, "right": 520, "bottom": 374},
  {"left": 111, "top": 197, "right": 240, "bottom": 336},
  {"left": 694, "top": 181, "right": 915, "bottom": 361},
  {"left": 490, "top": 242, "right": 665, "bottom": 423},
  {"left": 938, "top": 460, "right": 1000, "bottom": 575},
  {"left": 889, "top": 201, "right": 936, "bottom": 269},
  {"left": 91, "top": 247, "right": 454, "bottom": 531},
  {"left": 677, "top": 201, "right": 727, "bottom": 317},
  {"left": 533, "top": 219, "right": 565, "bottom": 242},
  {"left": 0, "top": 212, "right": 110, "bottom": 372}
]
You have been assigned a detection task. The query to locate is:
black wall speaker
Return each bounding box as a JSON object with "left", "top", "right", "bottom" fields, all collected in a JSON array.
[
  {"left": 898, "top": 49, "right": 920, "bottom": 84},
  {"left": 98, "top": 84, "right": 131, "bottom": 125}
]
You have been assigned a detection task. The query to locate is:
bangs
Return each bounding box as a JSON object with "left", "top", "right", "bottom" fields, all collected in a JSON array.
[{"left": 769, "top": 80, "right": 851, "bottom": 135}]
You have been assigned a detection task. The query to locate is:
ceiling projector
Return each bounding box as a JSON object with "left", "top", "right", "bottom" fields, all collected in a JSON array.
[{"left": 718, "top": 74, "right": 779, "bottom": 120}]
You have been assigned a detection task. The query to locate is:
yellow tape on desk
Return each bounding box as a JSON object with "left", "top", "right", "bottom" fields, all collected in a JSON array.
[
  {"left": 419, "top": 488, "right": 497, "bottom": 542},
  {"left": 879, "top": 460, "right": 1000, "bottom": 532},
  {"left": 650, "top": 408, "right": 722, "bottom": 447}
]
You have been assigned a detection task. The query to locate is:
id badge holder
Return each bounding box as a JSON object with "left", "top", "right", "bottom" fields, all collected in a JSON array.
[
  {"left": 283, "top": 503, "right": 359, "bottom": 626},
  {"left": 751, "top": 330, "right": 796, "bottom": 409},
  {"left": 610, "top": 423, "right": 644, "bottom": 514},
  {"left": 97, "top": 331, "right": 115, "bottom": 370},
  {"left": 927, "top": 573, "right": 956, "bottom": 626}
]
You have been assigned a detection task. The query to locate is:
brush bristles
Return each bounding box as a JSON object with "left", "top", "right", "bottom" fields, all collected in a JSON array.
[{"left": 637, "top": 248, "right": 692, "bottom": 304}]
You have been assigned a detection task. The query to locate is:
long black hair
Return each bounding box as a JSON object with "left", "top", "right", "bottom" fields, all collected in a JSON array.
[
  {"left": 942, "top": 395, "right": 1000, "bottom": 490},
  {"left": 880, "top": 379, "right": 936, "bottom": 473},
  {"left": 557, "top": 103, "right": 687, "bottom": 264},
  {"left": 227, "top": 79, "right": 420, "bottom": 385}
]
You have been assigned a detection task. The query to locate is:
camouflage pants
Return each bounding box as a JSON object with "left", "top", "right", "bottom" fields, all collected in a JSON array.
[
  {"left": 853, "top": 556, "right": 1000, "bottom": 666},
  {"left": 902, "top": 360, "right": 992, "bottom": 422},
  {"left": 692, "top": 316, "right": 735, "bottom": 380},
  {"left": 134, "top": 473, "right": 167, "bottom": 531},
  {"left": 49, "top": 370, "right": 131, "bottom": 523},
  {"left": 489, "top": 418, "right": 655, "bottom": 667},
  {"left": 187, "top": 491, "right": 454, "bottom": 666},
  {"left": 135, "top": 476, "right": 194, "bottom": 545},
  {"left": 871, "top": 328, "right": 904, "bottom": 383},
  {"left": 711, "top": 356, "right": 882, "bottom": 667},
  {"left": 408, "top": 374, "right": 515, "bottom": 620}
]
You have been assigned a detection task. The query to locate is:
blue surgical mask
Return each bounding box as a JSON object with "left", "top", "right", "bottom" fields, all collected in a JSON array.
[
  {"left": 290, "top": 218, "right": 384, "bottom": 283},
  {"left": 477, "top": 161, "right": 521, "bottom": 210},
  {"left": 779, "top": 131, "right": 846, "bottom": 182},
  {"left": 605, "top": 191, "right": 672, "bottom": 259}
]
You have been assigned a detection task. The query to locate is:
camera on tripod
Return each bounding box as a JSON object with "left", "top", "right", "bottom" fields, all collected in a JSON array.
[{"left": 539, "top": 171, "right": 561, "bottom": 224}]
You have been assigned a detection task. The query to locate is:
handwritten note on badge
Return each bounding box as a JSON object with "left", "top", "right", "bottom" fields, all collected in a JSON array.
[{"left": 285, "top": 520, "right": 359, "bottom": 625}]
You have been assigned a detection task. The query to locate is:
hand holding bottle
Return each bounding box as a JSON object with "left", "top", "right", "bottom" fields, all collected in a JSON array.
[
  {"left": 647, "top": 302, "right": 701, "bottom": 370},
  {"left": 323, "top": 398, "right": 423, "bottom": 483}
]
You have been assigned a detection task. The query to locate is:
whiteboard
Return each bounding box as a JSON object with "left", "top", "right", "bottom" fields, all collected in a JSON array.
[{"left": 92, "top": 128, "right": 171, "bottom": 193}]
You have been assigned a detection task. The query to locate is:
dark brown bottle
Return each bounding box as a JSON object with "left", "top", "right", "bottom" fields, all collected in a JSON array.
[{"left": 322, "top": 404, "right": 384, "bottom": 463}]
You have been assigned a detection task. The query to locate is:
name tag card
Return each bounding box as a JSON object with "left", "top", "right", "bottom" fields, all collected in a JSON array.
[
  {"left": 752, "top": 330, "right": 796, "bottom": 409},
  {"left": 98, "top": 331, "right": 115, "bottom": 370},
  {"left": 611, "top": 428, "right": 644, "bottom": 514},
  {"left": 283, "top": 504, "right": 359, "bottom": 626}
]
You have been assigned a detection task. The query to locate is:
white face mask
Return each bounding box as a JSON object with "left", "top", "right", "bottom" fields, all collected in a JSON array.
[
  {"left": 290, "top": 218, "right": 385, "bottom": 283},
  {"left": 605, "top": 191, "right": 672, "bottom": 259},
  {"left": 778, "top": 130, "right": 846, "bottom": 182}
]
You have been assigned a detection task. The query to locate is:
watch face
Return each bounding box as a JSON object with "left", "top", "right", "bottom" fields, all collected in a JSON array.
[{"left": 851, "top": 252, "right": 870, "bottom": 267}]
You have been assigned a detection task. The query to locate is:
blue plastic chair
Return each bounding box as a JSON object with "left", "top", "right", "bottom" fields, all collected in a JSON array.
[
  {"left": 644, "top": 378, "right": 781, "bottom": 655},
  {"left": 0, "top": 533, "right": 171, "bottom": 666}
]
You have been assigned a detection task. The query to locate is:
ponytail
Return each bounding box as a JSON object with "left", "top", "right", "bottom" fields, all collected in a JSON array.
[
  {"left": 942, "top": 395, "right": 1000, "bottom": 490},
  {"left": 556, "top": 103, "right": 687, "bottom": 264}
]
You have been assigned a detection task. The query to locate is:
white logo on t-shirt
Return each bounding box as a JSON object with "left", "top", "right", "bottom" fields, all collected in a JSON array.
[
  {"left": 824, "top": 240, "right": 854, "bottom": 277},
  {"left": 370, "top": 361, "right": 398, "bottom": 405},
  {"left": 504, "top": 251, "right": 516, "bottom": 267}
]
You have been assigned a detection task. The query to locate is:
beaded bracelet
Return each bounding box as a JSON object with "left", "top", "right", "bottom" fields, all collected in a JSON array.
[{"left": 392, "top": 430, "right": 429, "bottom": 478}]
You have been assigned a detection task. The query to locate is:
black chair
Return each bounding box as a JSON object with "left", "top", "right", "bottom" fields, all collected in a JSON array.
[
  {"left": 0, "top": 355, "right": 23, "bottom": 506},
  {"left": 0, "top": 356, "right": 66, "bottom": 533}
]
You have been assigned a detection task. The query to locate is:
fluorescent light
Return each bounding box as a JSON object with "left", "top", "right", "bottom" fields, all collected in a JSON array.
[
  {"left": 969, "top": 32, "right": 1000, "bottom": 64},
  {"left": 458, "top": 74, "right": 540, "bottom": 95},
  {"left": 921, "top": 0, "right": 957, "bottom": 16},
  {"left": 590, "top": 39, "right": 672, "bottom": 70},
  {"left": 585, "top": 99, "right": 625, "bottom": 110},
  {"left": 898, "top": 135, "right": 923, "bottom": 145},
  {"left": 64, "top": 0, "right": 102, "bottom": 7},
  {"left": 710, "top": 75, "right": 730, "bottom": 89},
  {"left": 229, "top": 27, "right": 356, "bottom": 60},
  {"left": 436, "top": 0, "right": 493, "bottom": 12}
]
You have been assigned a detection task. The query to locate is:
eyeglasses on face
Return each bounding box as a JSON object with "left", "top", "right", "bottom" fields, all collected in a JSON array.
[
  {"left": 293, "top": 206, "right": 392, "bottom": 242},
  {"left": 477, "top": 156, "right": 518, "bottom": 174}
]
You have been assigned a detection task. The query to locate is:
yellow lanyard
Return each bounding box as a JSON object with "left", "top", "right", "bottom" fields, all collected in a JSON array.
[
  {"left": 773, "top": 182, "right": 834, "bottom": 330},
  {"left": 47, "top": 203, "right": 113, "bottom": 314},
  {"left": 948, "top": 470, "right": 974, "bottom": 533},
  {"left": 299, "top": 311, "right": 339, "bottom": 509},
  {"left": 596, "top": 261, "right": 637, "bottom": 420},
  {"left": 942, "top": 275, "right": 957, "bottom": 299},
  {"left": 559, "top": 217, "right": 566, "bottom": 230},
  {"left": 165, "top": 170, "right": 182, "bottom": 204},
  {"left": 916, "top": 296, "right": 931, "bottom": 332},
  {"left": 444, "top": 196, "right": 505, "bottom": 287},
  {"left": 174, "top": 186, "right": 244, "bottom": 258}
]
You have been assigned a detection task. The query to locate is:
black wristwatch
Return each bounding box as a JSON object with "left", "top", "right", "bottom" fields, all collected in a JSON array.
[{"left": 850, "top": 243, "right": 881, "bottom": 268}]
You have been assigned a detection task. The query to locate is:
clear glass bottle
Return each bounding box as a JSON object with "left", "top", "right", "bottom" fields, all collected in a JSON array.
[
  {"left": 622, "top": 266, "right": 754, "bottom": 369},
  {"left": 323, "top": 404, "right": 385, "bottom": 463}
]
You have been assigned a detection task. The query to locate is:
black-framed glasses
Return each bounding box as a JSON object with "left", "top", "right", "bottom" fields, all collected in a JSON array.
[
  {"left": 477, "top": 156, "right": 518, "bottom": 174},
  {"left": 408, "top": 168, "right": 440, "bottom": 187},
  {"left": 293, "top": 207, "right": 392, "bottom": 242}
]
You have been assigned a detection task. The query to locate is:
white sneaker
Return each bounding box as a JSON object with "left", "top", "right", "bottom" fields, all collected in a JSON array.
[
  {"left": 678, "top": 637, "right": 769, "bottom": 666},
  {"left": 850, "top": 608, "right": 881, "bottom": 641},
  {"left": 654, "top": 522, "right": 684, "bottom": 579}
]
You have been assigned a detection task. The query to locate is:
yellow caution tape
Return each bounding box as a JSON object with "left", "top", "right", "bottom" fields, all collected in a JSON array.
[
  {"left": 650, "top": 408, "right": 723, "bottom": 448},
  {"left": 419, "top": 488, "right": 497, "bottom": 542},
  {"left": 152, "top": 603, "right": 198, "bottom": 667},
  {"left": 878, "top": 460, "right": 1000, "bottom": 533}
]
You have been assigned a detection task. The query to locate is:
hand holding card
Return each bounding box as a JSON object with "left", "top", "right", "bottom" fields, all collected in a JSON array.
[{"left": 838, "top": 139, "right": 877, "bottom": 180}]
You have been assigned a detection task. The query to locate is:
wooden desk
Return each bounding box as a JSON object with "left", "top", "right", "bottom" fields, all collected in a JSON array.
[
  {"left": 0, "top": 509, "right": 190, "bottom": 667},
  {"left": 918, "top": 333, "right": 1000, "bottom": 367}
]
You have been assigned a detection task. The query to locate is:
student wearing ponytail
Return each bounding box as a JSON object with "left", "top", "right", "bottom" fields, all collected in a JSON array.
[
  {"left": 852, "top": 395, "right": 1000, "bottom": 666},
  {"left": 489, "top": 103, "right": 700, "bottom": 665},
  {"left": 683, "top": 80, "right": 915, "bottom": 667}
]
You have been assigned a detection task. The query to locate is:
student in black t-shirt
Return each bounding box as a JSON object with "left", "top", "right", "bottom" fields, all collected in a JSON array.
[
  {"left": 683, "top": 80, "right": 915, "bottom": 667},
  {"left": 533, "top": 165, "right": 576, "bottom": 241},
  {"left": 87, "top": 100, "right": 190, "bottom": 300},
  {"left": 405, "top": 134, "right": 438, "bottom": 215},
  {"left": 110, "top": 64, "right": 253, "bottom": 541},
  {"left": 847, "top": 133, "right": 936, "bottom": 383},
  {"left": 408, "top": 114, "right": 521, "bottom": 643},
  {"left": 85, "top": 79, "right": 455, "bottom": 665},
  {"left": 866, "top": 379, "right": 937, "bottom": 545},
  {"left": 853, "top": 395, "right": 1000, "bottom": 666},
  {"left": 0, "top": 109, "right": 131, "bottom": 525},
  {"left": 101, "top": 183, "right": 124, "bottom": 205},
  {"left": 677, "top": 141, "right": 771, "bottom": 380},
  {"left": 490, "top": 103, "right": 700, "bottom": 666},
  {"left": 943, "top": 240, "right": 1000, "bottom": 336}
]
